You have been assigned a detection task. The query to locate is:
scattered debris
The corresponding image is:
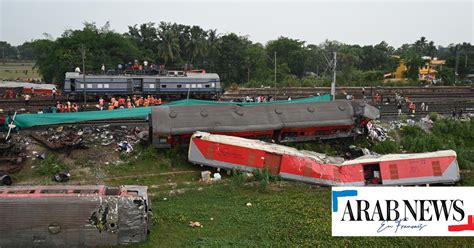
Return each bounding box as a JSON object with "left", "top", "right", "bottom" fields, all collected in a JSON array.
[
  {"left": 201, "top": 171, "right": 211, "bottom": 182},
  {"left": 0, "top": 172, "right": 12, "bottom": 186},
  {"left": 246, "top": 202, "right": 252, "bottom": 207},
  {"left": 189, "top": 221, "right": 203, "bottom": 228},
  {"left": 368, "top": 124, "right": 388, "bottom": 142},
  {"left": 53, "top": 172, "right": 71, "bottom": 182},
  {"left": 117, "top": 141, "right": 133, "bottom": 153},
  {"left": 213, "top": 172, "right": 221, "bottom": 181}
]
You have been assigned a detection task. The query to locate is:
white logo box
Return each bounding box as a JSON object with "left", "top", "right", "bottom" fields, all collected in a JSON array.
[{"left": 332, "top": 187, "right": 474, "bottom": 236}]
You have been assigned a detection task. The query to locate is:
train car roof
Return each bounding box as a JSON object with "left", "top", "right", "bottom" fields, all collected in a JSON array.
[
  {"left": 65, "top": 72, "right": 219, "bottom": 79},
  {"left": 152, "top": 100, "right": 357, "bottom": 135}
]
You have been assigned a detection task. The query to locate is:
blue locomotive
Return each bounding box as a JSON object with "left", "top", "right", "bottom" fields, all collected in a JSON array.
[{"left": 63, "top": 69, "right": 221, "bottom": 99}]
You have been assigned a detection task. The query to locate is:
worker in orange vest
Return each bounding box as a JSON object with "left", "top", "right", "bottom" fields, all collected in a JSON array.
[
  {"left": 138, "top": 97, "right": 144, "bottom": 107},
  {"left": 118, "top": 96, "right": 126, "bottom": 107},
  {"left": 409, "top": 102, "right": 416, "bottom": 115},
  {"left": 66, "top": 101, "right": 72, "bottom": 112},
  {"left": 72, "top": 103, "right": 79, "bottom": 112},
  {"left": 143, "top": 98, "right": 150, "bottom": 107},
  {"left": 113, "top": 99, "right": 119, "bottom": 109},
  {"left": 156, "top": 98, "right": 162, "bottom": 105},
  {"left": 58, "top": 104, "right": 64, "bottom": 113},
  {"left": 107, "top": 103, "right": 114, "bottom": 110}
]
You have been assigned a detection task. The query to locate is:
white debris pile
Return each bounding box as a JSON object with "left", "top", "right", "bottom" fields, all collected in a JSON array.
[{"left": 368, "top": 123, "right": 389, "bottom": 142}]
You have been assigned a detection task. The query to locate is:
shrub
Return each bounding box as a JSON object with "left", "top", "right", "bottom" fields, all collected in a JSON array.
[
  {"left": 372, "top": 140, "right": 399, "bottom": 154},
  {"left": 429, "top": 112, "right": 439, "bottom": 122}
]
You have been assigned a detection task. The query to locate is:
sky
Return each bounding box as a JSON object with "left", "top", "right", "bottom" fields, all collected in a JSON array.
[{"left": 0, "top": 0, "right": 473, "bottom": 47}]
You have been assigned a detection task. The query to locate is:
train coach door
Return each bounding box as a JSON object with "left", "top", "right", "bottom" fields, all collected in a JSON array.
[
  {"left": 133, "top": 78, "right": 143, "bottom": 94},
  {"left": 363, "top": 163, "right": 382, "bottom": 185},
  {"left": 263, "top": 153, "right": 282, "bottom": 175}
]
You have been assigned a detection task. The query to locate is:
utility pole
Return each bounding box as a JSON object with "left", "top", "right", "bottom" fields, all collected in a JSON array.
[
  {"left": 274, "top": 51, "right": 277, "bottom": 99},
  {"left": 331, "top": 52, "right": 337, "bottom": 101},
  {"left": 455, "top": 47, "right": 459, "bottom": 84},
  {"left": 81, "top": 44, "right": 86, "bottom": 104}
]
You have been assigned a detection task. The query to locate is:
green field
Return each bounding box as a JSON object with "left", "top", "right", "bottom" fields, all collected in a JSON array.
[
  {"left": 0, "top": 61, "right": 41, "bottom": 80},
  {"left": 11, "top": 141, "right": 474, "bottom": 247}
]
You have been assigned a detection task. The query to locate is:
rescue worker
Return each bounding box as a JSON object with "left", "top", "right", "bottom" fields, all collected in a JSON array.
[
  {"left": 52, "top": 88, "right": 57, "bottom": 100},
  {"left": 107, "top": 103, "right": 114, "bottom": 110},
  {"left": 98, "top": 97, "right": 105, "bottom": 110},
  {"left": 24, "top": 94, "right": 31, "bottom": 105},
  {"left": 66, "top": 101, "right": 72, "bottom": 112},
  {"left": 113, "top": 99, "right": 119, "bottom": 109},
  {"left": 118, "top": 96, "right": 126, "bottom": 107},
  {"left": 72, "top": 103, "right": 78, "bottom": 112},
  {"left": 397, "top": 102, "right": 402, "bottom": 115},
  {"left": 420, "top": 102, "right": 425, "bottom": 112},
  {"left": 126, "top": 99, "right": 133, "bottom": 108},
  {"left": 408, "top": 102, "right": 416, "bottom": 115}
]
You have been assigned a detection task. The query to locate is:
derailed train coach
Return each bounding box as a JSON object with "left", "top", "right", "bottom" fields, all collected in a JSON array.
[
  {"left": 188, "top": 132, "right": 460, "bottom": 186},
  {"left": 151, "top": 100, "right": 380, "bottom": 148},
  {"left": 0, "top": 185, "right": 151, "bottom": 247}
]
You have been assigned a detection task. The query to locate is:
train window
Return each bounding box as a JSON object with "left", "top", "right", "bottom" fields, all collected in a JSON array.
[
  {"left": 178, "top": 71, "right": 184, "bottom": 76},
  {"left": 104, "top": 84, "right": 109, "bottom": 88},
  {"left": 40, "top": 189, "right": 68, "bottom": 194},
  {"left": 87, "top": 84, "right": 93, "bottom": 88},
  {"left": 80, "top": 83, "right": 84, "bottom": 88},
  {"left": 192, "top": 84, "right": 196, "bottom": 88},
  {"left": 97, "top": 84, "right": 103, "bottom": 88},
  {"left": 177, "top": 85, "right": 182, "bottom": 88},
  {"left": 105, "top": 187, "right": 121, "bottom": 195},
  {"left": 185, "top": 84, "right": 191, "bottom": 88},
  {"left": 161, "top": 85, "right": 167, "bottom": 88},
  {"left": 149, "top": 84, "right": 155, "bottom": 88},
  {"left": 156, "top": 79, "right": 160, "bottom": 83},
  {"left": 205, "top": 84, "right": 210, "bottom": 88},
  {"left": 198, "top": 84, "right": 202, "bottom": 88},
  {"left": 211, "top": 83, "right": 215, "bottom": 87}
]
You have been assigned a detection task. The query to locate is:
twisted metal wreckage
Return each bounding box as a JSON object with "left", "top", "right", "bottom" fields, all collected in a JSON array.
[{"left": 0, "top": 185, "right": 151, "bottom": 247}]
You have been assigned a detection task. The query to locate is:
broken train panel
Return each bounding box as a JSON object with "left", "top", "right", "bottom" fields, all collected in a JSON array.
[
  {"left": 188, "top": 132, "right": 460, "bottom": 186},
  {"left": 0, "top": 185, "right": 151, "bottom": 247}
]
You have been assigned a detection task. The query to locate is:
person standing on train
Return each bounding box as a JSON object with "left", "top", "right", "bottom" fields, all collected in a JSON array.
[{"left": 52, "top": 88, "right": 57, "bottom": 100}]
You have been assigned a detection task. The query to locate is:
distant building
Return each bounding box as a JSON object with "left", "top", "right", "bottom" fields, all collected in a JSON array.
[{"left": 385, "top": 56, "right": 445, "bottom": 83}]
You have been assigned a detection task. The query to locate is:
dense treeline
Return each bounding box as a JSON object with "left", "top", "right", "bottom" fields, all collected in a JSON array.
[{"left": 1, "top": 21, "right": 473, "bottom": 87}]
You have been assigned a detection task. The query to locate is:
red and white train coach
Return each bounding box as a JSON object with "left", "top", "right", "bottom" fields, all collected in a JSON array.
[{"left": 188, "top": 132, "right": 460, "bottom": 186}]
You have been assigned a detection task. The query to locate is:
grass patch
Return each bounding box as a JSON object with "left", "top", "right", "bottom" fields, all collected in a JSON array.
[
  {"left": 131, "top": 182, "right": 474, "bottom": 248},
  {"left": 35, "top": 154, "right": 68, "bottom": 176}
]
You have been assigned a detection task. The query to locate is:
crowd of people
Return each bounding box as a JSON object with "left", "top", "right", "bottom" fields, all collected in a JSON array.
[{"left": 98, "top": 95, "right": 163, "bottom": 110}]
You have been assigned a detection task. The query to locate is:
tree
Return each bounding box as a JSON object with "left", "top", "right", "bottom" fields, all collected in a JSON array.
[
  {"left": 266, "top": 37, "right": 306, "bottom": 78},
  {"left": 185, "top": 26, "right": 208, "bottom": 64},
  {"left": 157, "top": 30, "right": 180, "bottom": 65}
]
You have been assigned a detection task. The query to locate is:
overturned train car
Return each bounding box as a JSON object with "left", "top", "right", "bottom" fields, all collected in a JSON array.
[
  {"left": 151, "top": 100, "right": 380, "bottom": 148},
  {"left": 188, "top": 132, "right": 460, "bottom": 186},
  {"left": 0, "top": 185, "right": 151, "bottom": 247}
]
